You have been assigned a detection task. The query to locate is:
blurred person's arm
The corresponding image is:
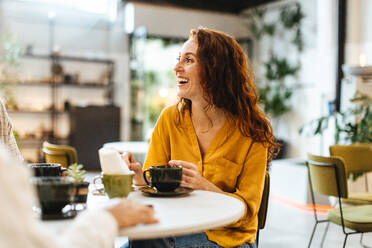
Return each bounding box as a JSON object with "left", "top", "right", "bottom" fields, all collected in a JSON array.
[
  {"left": 0, "top": 100, "right": 24, "bottom": 163},
  {"left": 0, "top": 144, "right": 157, "bottom": 248}
]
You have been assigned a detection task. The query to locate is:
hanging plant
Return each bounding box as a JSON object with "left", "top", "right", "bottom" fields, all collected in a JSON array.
[
  {"left": 244, "top": 2, "right": 305, "bottom": 119},
  {"left": 280, "top": 3, "right": 304, "bottom": 51}
]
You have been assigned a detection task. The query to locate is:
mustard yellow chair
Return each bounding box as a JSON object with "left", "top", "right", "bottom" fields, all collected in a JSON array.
[
  {"left": 42, "top": 141, "right": 78, "bottom": 168},
  {"left": 329, "top": 144, "right": 372, "bottom": 205},
  {"left": 256, "top": 172, "right": 270, "bottom": 247},
  {"left": 307, "top": 153, "right": 372, "bottom": 248}
]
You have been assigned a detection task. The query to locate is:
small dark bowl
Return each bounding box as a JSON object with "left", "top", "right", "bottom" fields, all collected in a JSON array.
[
  {"left": 28, "top": 163, "right": 65, "bottom": 177},
  {"left": 31, "top": 177, "right": 75, "bottom": 215}
]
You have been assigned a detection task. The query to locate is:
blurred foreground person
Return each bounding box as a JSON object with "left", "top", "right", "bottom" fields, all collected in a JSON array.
[
  {"left": 123, "top": 27, "right": 278, "bottom": 248},
  {"left": 0, "top": 143, "right": 157, "bottom": 248},
  {"left": 0, "top": 99, "right": 23, "bottom": 161}
]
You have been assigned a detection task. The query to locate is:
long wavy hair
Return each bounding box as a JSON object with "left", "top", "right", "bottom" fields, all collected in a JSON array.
[{"left": 177, "top": 27, "right": 279, "bottom": 162}]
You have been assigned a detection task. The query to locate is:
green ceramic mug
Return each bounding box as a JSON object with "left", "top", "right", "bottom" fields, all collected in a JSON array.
[{"left": 93, "top": 173, "right": 133, "bottom": 198}]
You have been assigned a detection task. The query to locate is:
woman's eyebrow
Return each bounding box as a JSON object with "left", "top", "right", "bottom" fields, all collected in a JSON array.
[{"left": 184, "top": 52, "right": 196, "bottom": 57}]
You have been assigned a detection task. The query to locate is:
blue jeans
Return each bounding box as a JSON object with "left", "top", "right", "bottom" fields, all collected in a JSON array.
[{"left": 121, "top": 232, "right": 256, "bottom": 248}]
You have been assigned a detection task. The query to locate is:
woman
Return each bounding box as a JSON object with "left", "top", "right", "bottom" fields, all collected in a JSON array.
[{"left": 123, "top": 27, "right": 278, "bottom": 248}]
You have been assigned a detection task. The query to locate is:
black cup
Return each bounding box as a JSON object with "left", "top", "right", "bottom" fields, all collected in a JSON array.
[
  {"left": 31, "top": 177, "right": 75, "bottom": 215},
  {"left": 28, "top": 163, "right": 66, "bottom": 177},
  {"left": 143, "top": 165, "right": 182, "bottom": 192}
]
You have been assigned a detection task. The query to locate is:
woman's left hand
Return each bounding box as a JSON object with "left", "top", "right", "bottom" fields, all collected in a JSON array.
[{"left": 168, "top": 160, "right": 223, "bottom": 193}]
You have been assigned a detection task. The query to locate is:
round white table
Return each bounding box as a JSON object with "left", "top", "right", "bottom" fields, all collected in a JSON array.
[{"left": 88, "top": 189, "right": 245, "bottom": 240}]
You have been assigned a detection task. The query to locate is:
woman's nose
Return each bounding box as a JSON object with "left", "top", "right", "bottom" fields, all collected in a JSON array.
[{"left": 174, "top": 61, "right": 183, "bottom": 73}]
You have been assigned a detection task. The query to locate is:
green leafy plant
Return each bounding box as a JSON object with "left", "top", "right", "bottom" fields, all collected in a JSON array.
[
  {"left": 67, "top": 163, "right": 87, "bottom": 184},
  {"left": 245, "top": 3, "right": 304, "bottom": 118},
  {"left": 299, "top": 93, "right": 372, "bottom": 144},
  {"left": 280, "top": 3, "right": 304, "bottom": 51},
  {"left": 300, "top": 93, "right": 372, "bottom": 180},
  {"left": 259, "top": 55, "right": 300, "bottom": 117},
  {"left": 0, "top": 33, "right": 23, "bottom": 110}
]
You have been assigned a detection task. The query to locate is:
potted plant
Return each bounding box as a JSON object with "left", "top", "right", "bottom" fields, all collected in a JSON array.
[
  {"left": 0, "top": 33, "right": 23, "bottom": 110},
  {"left": 300, "top": 92, "right": 372, "bottom": 179},
  {"left": 244, "top": 3, "right": 305, "bottom": 158},
  {"left": 67, "top": 163, "right": 89, "bottom": 204}
]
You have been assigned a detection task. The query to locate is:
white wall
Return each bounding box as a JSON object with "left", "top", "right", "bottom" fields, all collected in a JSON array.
[{"left": 131, "top": 3, "right": 248, "bottom": 39}]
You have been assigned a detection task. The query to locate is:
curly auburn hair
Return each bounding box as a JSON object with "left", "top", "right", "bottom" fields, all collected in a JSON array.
[{"left": 177, "top": 27, "right": 279, "bottom": 162}]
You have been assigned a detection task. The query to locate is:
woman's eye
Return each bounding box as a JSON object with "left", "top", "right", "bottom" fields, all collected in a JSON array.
[
  {"left": 186, "top": 58, "right": 192, "bottom": 63},
  {"left": 176, "top": 57, "right": 180, "bottom": 62}
]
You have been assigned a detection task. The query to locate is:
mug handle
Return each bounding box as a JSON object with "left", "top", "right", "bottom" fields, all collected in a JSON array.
[
  {"left": 143, "top": 169, "right": 151, "bottom": 186},
  {"left": 93, "top": 175, "right": 104, "bottom": 193}
]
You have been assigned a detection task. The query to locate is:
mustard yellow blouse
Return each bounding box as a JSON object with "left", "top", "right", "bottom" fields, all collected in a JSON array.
[{"left": 143, "top": 105, "right": 267, "bottom": 247}]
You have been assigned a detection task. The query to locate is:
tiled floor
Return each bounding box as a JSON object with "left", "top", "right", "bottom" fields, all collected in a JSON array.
[{"left": 111, "top": 159, "right": 372, "bottom": 248}]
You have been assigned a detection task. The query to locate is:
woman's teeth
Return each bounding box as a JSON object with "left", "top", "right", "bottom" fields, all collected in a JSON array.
[{"left": 178, "top": 78, "right": 189, "bottom": 84}]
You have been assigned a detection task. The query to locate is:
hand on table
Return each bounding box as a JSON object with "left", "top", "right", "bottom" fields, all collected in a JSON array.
[
  {"left": 106, "top": 199, "right": 158, "bottom": 229},
  {"left": 121, "top": 152, "right": 146, "bottom": 185},
  {"left": 168, "top": 160, "right": 223, "bottom": 193}
]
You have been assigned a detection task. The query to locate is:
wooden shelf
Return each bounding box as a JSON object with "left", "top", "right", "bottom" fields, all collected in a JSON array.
[
  {"left": 8, "top": 110, "right": 66, "bottom": 114},
  {"left": 20, "top": 137, "right": 69, "bottom": 147},
  {"left": 2, "top": 81, "right": 110, "bottom": 88},
  {"left": 23, "top": 54, "right": 114, "bottom": 64}
]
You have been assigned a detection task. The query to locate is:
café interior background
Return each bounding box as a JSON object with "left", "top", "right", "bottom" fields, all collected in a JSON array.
[{"left": 0, "top": 0, "right": 371, "bottom": 163}]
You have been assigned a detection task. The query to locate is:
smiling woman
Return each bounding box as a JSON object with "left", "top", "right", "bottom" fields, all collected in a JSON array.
[{"left": 122, "top": 27, "right": 280, "bottom": 248}]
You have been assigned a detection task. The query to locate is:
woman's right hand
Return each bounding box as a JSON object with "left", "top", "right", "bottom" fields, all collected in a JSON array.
[
  {"left": 106, "top": 199, "right": 158, "bottom": 229},
  {"left": 121, "top": 152, "right": 146, "bottom": 185}
]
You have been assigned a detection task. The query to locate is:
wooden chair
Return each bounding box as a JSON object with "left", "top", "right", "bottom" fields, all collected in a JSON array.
[
  {"left": 329, "top": 144, "right": 372, "bottom": 205},
  {"left": 256, "top": 172, "right": 270, "bottom": 247},
  {"left": 42, "top": 141, "right": 78, "bottom": 168},
  {"left": 307, "top": 153, "right": 372, "bottom": 248}
]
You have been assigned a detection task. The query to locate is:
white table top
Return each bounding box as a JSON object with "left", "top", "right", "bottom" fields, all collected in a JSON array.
[{"left": 87, "top": 189, "right": 245, "bottom": 240}]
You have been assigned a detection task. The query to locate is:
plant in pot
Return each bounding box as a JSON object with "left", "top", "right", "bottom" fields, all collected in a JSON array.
[
  {"left": 299, "top": 92, "right": 372, "bottom": 179},
  {"left": 244, "top": 3, "right": 305, "bottom": 158},
  {"left": 67, "top": 163, "right": 89, "bottom": 204},
  {"left": 0, "top": 33, "right": 23, "bottom": 110}
]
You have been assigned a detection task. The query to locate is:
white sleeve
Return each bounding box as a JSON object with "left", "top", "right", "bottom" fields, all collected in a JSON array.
[
  {"left": 56, "top": 210, "right": 118, "bottom": 248},
  {"left": 0, "top": 145, "right": 119, "bottom": 248},
  {"left": 0, "top": 100, "right": 24, "bottom": 162}
]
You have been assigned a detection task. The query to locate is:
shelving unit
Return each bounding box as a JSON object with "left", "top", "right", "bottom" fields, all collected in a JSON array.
[{"left": 7, "top": 53, "right": 115, "bottom": 163}]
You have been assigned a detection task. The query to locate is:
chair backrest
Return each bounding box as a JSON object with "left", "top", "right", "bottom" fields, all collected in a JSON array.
[
  {"left": 258, "top": 172, "right": 270, "bottom": 230},
  {"left": 329, "top": 144, "right": 372, "bottom": 174},
  {"left": 307, "top": 153, "right": 348, "bottom": 198},
  {"left": 42, "top": 141, "right": 78, "bottom": 168}
]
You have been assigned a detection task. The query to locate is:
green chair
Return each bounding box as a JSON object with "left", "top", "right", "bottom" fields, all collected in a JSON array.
[
  {"left": 307, "top": 153, "right": 372, "bottom": 248},
  {"left": 42, "top": 141, "right": 78, "bottom": 168},
  {"left": 256, "top": 172, "right": 270, "bottom": 247},
  {"left": 329, "top": 144, "right": 372, "bottom": 205}
]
